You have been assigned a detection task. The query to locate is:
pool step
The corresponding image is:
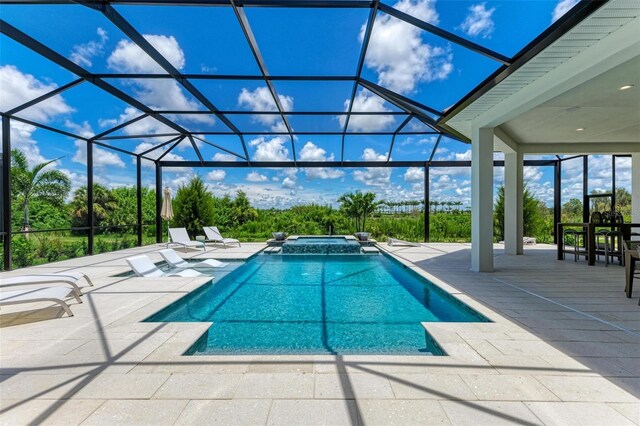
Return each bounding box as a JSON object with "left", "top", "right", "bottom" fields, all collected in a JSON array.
[
  {"left": 361, "top": 247, "right": 380, "bottom": 254},
  {"left": 264, "top": 247, "right": 282, "bottom": 254}
]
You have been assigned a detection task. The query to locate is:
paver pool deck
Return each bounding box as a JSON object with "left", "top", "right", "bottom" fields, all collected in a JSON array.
[{"left": 0, "top": 243, "right": 638, "bottom": 425}]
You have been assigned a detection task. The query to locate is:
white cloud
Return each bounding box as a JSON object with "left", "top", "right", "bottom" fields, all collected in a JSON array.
[
  {"left": 305, "top": 168, "right": 345, "bottom": 180},
  {"left": 0, "top": 65, "right": 76, "bottom": 166},
  {"left": 362, "top": 147, "right": 388, "bottom": 162},
  {"left": 552, "top": 0, "right": 579, "bottom": 22},
  {"left": 2, "top": 121, "right": 47, "bottom": 166},
  {"left": 207, "top": 170, "right": 226, "bottom": 181},
  {"left": 399, "top": 135, "right": 438, "bottom": 147},
  {"left": 455, "top": 150, "right": 472, "bottom": 161},
  {"left": 282, "top": 176, "right": 296, "bottom": 188},
  {"left": 107, "top": 35, "right": 212, "bottom": 123},
  {"left": 64, "top": 119, "right": 94, "bottom": 138},
  {"left": 404, "top": 167, "right": 424, "bottom": 182},
  {"left": 249, "top": 136, "right": 291, "bottom": 161},
  {"left": 299, "top": 141, "right": 333, "bottom": 162},
  {"left": 352, "top": 148, "right": 392, "bottom": 186},
  {"left": 238, "top": 87, "right": 293, "bottom": 131},
  {"left": 246, "top": 171, "right": 268, "bottom": 182},
  {"left": 363, "top": 0, "right": 453, "bottom": 93},
  {"left": 108, "top": 34, "right": 184, "bottom": 73},
  {"left": 459, "top": 3, "right": 495, "bottom": 38},
  {"left": 0, "top": 65, "right": 73, "bottom": 122},
  {"left": 101, "top": 106, "right": 174, "bottom": 136},
  {"left": 72, "top": 140, "right": 125, "bottom": 168},
  {"left": 297, "top": 141, "right": 346, "bottom": 180},
  {"left": 213, "top": 152, "right": 238, "bottom": 162},
  {"left": 339, "top": 91, "right": 395, "bottom": 132},
  {"left": 70, "top": 28, "right": 108, "bottom": 67}
]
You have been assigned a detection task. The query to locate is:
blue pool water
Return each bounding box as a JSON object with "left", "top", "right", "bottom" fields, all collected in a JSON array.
[{"left": 145, "top": 254, "right": 489, "bottom": 355}]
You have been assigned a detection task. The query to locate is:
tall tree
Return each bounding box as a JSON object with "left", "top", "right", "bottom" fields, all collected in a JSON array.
[
  {"left": 494, "top": 184, "right": 543, "bottom": 242},
  {"left": 338, "top": 191, "right": 380, "bottom": 233},
  {"left": 173, "top": 176, "right": 215, "bottom": 237},
  {"left": 232, "top": 190, "right": 258, "bottom": 226},
  {"left": 11, "top": 149, "right": 71, "bottom": 231},
  {"left": 69, "top": 184, "right": 117, "bottom": 230}
]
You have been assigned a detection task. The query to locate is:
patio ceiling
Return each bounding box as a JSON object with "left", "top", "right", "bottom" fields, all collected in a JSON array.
[
  {"left": 442, "top": 0, "right": 640, "bottom": 154},
  {"left": 0, "top": 0, "right": 608, "bottom": 167}
]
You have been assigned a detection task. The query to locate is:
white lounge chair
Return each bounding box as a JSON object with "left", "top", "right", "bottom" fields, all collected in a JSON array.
[
  {"left": 126, "top": 255, "right": 204, "bottom": 278},
  {"left": 204, "top": 226, "right": 241, "bottom": 248},
  {"left": 0, "top": 271, "right": 93, "bottom": 297},
  {"left": 0, "top": 286, "right": 82, "bottom": 317},
  {"left": 168, "top": 228, "right": 206, "bottom": 251},
  {"left": 159, "top": 249, "right": 228, "bottom": 269}
]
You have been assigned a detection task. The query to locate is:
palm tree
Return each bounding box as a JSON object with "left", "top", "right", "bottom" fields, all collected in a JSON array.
[
  {"left": 360, "top": 191, "right": 379, "bottom": 232},
  {"left": 11, "top": 149, "right": 71, "bottom": 232},
  {"left": 338, "top": 191, "right": 380, "bottom": 233},
  {"left": 338, "top": 192, "right": 360, "bottom": 231},
  {"left": 69, "top": 184, "right": 118, "bottom": 230}
]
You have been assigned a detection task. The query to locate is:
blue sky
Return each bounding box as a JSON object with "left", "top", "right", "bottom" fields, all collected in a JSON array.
[{"left": 1, "top": 0, "right": 632, "bottom": 208}]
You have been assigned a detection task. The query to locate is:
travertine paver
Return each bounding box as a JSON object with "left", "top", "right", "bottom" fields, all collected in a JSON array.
[
  {"left": 266, "top": 400, "right": 359, "bottom": 425},
  {"left": 0, "top": 399, "right": 105, "bottom": 425},
  {"left": 524, "top": 401, "right": 637, "bottom": 425},
  {"left": 438, "top": 401, "right": 543, "bottom": 425},
  {"left": 314, "top": 373, "right": 395, "bottom": 399},
  {"left": 1, "top": 243, "right": 639, "bottom": 425},
  {"left": 388, "top": 374, "right": 478, "bottom": 400},
  {"left": 534, "top": 376, "right": 639, "bottom": 402},
  {"left": 174, "top": 399, "right": 273, "bottom": 425},
  {"left": 233, "top": 373, "right": 315, "bottom": 399},
  {"left": 459, "top": 374, "right": 560, "bottom": 401},
  {"left": 358, "top": 400, "right": 451, "bottom": 425},
  {"left": 152, "top": 373, "right": 243, "bottom": 399},
  {"left": 81, "top": 399, "right": 188, "bottom": 425}
]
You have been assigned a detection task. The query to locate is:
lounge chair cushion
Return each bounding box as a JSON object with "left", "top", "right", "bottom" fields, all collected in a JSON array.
[
  {"left": 159, "top": 249, "right": 228, "bottom": 269},
  {"left": 126, "top": 255, "right": 204, "bottom": 278},
  {"left": 204, "top": 227, "right": 240, "bottom": 246},
  {"left": 168, "top": 228, "right": 206, "bottom": 250},
  {"left": 0, "top": 286, "right": 79, "bottom": 317}
]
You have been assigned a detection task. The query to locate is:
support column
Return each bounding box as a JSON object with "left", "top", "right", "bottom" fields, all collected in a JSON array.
[
  {"left": 632, "top": 153, "right": 640, "bottom": 223},
  {"left": 504, "top": 150, "right": 523, "bottom": 255},
  {"left": 553, "top": 160, "right": 562, "bottom": 245},
  {"left": 611, "top": 156, "right": 616, "bottom": 212},
  {"left": 582, "top": 155, "right": 589, "bottom": 223},
  {"left": 136, "top": 156, "right": 142, "bottom": 247},
  {"left": 471, "top": 127, "right": 494, "bottom": 272},
  {"left": 2, "top": 117, "right": 12, "bottom": 270},
  {"left": 155, "top": 163, "right": 163, "bottom": 244},
  {"left": 87, "top": 140, "right": 94, "bottom": 255},
  {"left": 424, "top": 164, "right": 430, "bottom": 242}
]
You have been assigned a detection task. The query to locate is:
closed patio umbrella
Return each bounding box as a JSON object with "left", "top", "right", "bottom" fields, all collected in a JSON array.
[{"left": 160, "top": 186, "right": 173, "bottom": 244}]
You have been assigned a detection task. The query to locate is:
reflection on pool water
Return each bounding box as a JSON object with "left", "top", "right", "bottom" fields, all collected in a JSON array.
[{"left": 145, "top": 254, "right": 489, "bottom": 355}]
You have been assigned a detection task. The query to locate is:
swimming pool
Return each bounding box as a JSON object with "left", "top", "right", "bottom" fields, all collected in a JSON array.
[{"left": 145, "top": 254, "right": 489, "bottom": 355}]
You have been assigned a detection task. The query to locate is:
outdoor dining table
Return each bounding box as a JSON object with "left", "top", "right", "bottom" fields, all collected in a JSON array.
[{"left": 557, "top": 222, "right": 640, "bottom": 265}]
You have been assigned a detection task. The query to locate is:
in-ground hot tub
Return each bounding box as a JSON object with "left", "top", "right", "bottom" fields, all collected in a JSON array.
[{"left": 282, "top": 236, "right": 361, "bottom": 254}]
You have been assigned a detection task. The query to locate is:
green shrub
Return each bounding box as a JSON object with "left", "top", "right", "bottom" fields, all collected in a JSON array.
[{"left": 12, "top": 235, "right": 36, "bottom": 268}]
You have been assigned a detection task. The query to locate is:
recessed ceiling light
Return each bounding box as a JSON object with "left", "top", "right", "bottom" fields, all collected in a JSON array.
[
  {"left": 576, "top": 128, "right": 585, "bottom": 131},
  {"left": 619, "top": 84, "right": 634, "bottom": 90}
]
